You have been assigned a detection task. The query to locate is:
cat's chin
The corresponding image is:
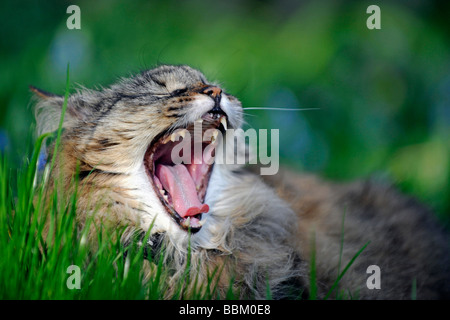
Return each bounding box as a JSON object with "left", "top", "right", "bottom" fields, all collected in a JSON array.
[{"left": 143, "top": 112, "right": 227, "bottom": 232}]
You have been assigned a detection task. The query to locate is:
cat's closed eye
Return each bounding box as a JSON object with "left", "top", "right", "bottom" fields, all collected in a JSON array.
[{"left": 171, "top": 88, "right": 188, "bottom": 96}]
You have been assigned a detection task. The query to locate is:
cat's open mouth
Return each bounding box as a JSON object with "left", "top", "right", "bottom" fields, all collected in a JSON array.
[{"left": 144, "top": 113, "right": 227, "bottom": 232}]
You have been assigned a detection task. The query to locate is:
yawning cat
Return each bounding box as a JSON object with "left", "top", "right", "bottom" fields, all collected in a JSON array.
[{"left": 32, "top": 65, "right": 450, "bottom": 299}]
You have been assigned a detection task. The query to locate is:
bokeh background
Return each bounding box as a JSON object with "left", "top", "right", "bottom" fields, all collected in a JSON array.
[{"left": 1, "top": 0, "right": 449, "bottom": 221}]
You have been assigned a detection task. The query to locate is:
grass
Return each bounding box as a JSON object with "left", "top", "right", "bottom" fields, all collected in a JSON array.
[{"left": 308, "top": 220, "right": 370, "bottom": 301}]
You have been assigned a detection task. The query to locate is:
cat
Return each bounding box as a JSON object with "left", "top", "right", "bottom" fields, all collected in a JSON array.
[{"left": 32, "top": 64, "right": 450, "bottom": 299}]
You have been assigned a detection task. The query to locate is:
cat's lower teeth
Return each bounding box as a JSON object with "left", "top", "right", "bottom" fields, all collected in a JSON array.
[
  {"left": 181, "top": 216, "right": 205, "bottom": 228},
  {"left": 181, "top": 217, "right": 191, "bottom": 228}
]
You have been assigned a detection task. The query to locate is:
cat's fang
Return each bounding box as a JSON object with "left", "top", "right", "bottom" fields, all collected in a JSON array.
[
  {"left": 220, "top": 117, "right": 227, "bottom": 130},
  {"left": 182, "top": 217, "right": 191, "bottom": 229},
  {"left": 210, "top": 129, "right": 219, "bottom": 143}
]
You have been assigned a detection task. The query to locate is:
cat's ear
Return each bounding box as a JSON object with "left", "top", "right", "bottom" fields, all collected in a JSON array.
[
  {"left": 29, "top": 86, "right": 62, "bottom": 100},
  {"left": 30, "top": 85, "right": 83, "bottom": 137}
]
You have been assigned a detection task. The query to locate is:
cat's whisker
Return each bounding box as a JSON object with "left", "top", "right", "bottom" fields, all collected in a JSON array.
[
  {"left": 242, "top": 107, "right": 321, "bottom": 111},
  {"left": 233, "top": 108, "right": 255, "bottom": 118}
]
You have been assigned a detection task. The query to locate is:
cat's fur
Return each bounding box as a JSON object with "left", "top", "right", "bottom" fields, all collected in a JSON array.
[{"left": 33, "top": 65, "right": 450, "bottom": 299}]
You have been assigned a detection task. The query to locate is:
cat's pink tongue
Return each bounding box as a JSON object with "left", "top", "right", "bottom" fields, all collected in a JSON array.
[{"left": 156, "top": 164, "right": 209, "bottom": 218}]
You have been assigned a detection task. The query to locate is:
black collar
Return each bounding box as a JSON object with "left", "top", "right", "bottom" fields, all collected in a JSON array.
[
  {"left": 122, "top": 232, "right": 164, "bottom": 261},
  {"left": 143, "top": 232, "right": 164, "bottom": 260}
]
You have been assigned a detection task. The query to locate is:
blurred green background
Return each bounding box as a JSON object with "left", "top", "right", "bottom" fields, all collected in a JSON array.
[{"left": 0, "top": 0, "right": 449, "bottom": 221}]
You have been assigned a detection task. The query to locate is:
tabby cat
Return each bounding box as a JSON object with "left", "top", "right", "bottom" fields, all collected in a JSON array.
[{"left": 32, "top": 64, "right": 450, "bottom": 299}]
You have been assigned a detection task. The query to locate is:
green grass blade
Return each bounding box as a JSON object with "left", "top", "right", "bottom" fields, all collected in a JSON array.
[
  {"left": 48, "top": 63, "right": 70, "bottom": 174},
  {"left": 324, "top": 241, "right": 370, "bottom": 300},
  {"left": 411, "top": 278, "right": 417, "bottom": 300},
  {"left": 309, "top": 230, "right": 317, "bottom": 300},
  {"left": 335, "top": 207, "right": 346, "bottom": 298}
]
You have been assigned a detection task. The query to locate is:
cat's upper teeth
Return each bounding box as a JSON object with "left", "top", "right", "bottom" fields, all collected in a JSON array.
[
  {"left": 161, "top": 118, "right": 226, "bottom": 145},
  {"left": 220, "top": 117, "right": 227, "bottom": 130}
]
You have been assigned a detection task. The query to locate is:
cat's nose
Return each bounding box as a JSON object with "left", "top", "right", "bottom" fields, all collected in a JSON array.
[
  {"left": 202, "top": 86, "right": 222, "bottom": 99},
  {"left": 202, "top": 86, "right": 224, "bottom": 115}
]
